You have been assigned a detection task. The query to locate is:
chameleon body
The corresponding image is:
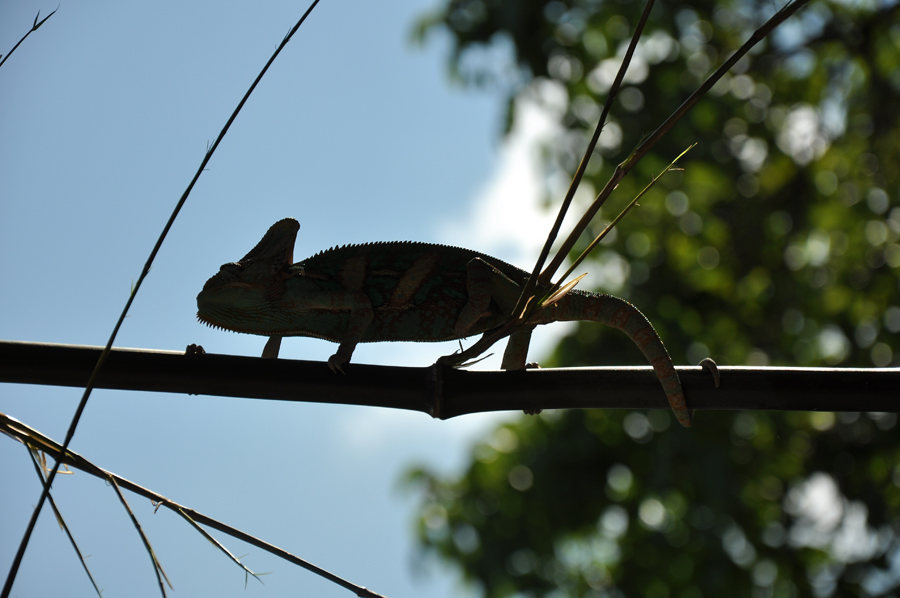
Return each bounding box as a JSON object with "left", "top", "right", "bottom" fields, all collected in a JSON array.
[{"left": 197, "top": 218, "right": 691, "bottom": 426}]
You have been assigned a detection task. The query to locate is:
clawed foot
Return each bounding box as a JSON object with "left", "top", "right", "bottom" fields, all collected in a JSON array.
[
  {"left": 699, "top": 357, "right": 720, "bottom": 388},
  {"left": 328, "top": 354, "right": 348, "bottom": 374}
]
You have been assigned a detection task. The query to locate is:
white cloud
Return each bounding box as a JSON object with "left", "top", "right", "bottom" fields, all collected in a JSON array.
[
  {"left": 436, "top": 94, "right": 581, "bottom": 368},
  {"left": 438, "top": 96, "right": 565, "bottom": 267}
]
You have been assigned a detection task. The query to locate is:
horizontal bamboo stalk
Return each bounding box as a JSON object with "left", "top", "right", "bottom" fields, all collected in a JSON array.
[{"left": 1, "top": 340, "right": 897, "bottom": 419}]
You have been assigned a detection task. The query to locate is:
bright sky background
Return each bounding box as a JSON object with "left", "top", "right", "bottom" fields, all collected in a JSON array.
[{"left": 0, "top": 1, "right": 571, "bottom": 597}]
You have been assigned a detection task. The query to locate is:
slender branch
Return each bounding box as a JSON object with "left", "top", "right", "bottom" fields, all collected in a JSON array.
[
  {"left": 1, "top": 342, "right": 897, "bottom": 416},
  {"left": 539, "top": 0, "right": 812, "bottom": 280},
  {"left": 512, "top": 0, "right": 658, "bottom": 320},
  {"left": 438, "top": 0, "right": 812, "bottom": 368},
  {"left": 0, "top": 7, "right": 58, "bottom": 70},
  {"left": 0, "top": 3, "right": 322, "bottom": 596},
  {"left": 0, "top": 412, "right": 389, "bottom": 598},
  {"left": 109, "top": 477, "right": 172, "bottom": 597},
  {"left": 26, "top": 450, "right": 103, "bottom": 598},
  {"left": 547, "top": 144, "right": 695, "bottom": 304},
  {"left": 174, "top": 508, "right": 264, "bottom": 584}
]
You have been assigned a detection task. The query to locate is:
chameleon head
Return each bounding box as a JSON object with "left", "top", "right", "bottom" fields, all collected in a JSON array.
[{"left": 196, "top": 218, "right": 300, "bottom": 334}]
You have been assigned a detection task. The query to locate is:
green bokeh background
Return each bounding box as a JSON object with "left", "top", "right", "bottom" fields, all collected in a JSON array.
[{"left": 408, "top": 0, "right": 900, "bottom": 595}]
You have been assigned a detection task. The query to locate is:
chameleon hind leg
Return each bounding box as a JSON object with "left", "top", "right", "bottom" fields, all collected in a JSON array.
[
  {"left": 453, "top": 258, "right": 544, "bottom": 414},
  {"left": 454, "top": 258, "right": 540, "bottom": 370},
  {"left": 454, "top": 258, "right": 523, "bottom": 338}
]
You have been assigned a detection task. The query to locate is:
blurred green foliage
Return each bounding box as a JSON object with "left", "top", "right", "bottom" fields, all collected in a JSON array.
[{"left": 407, "top": 0, "right": 900, "bottom": 594}]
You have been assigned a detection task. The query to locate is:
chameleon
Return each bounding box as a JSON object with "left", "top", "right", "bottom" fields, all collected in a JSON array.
[{"left": 197, "top": 218, "right": 692, "bottom": 426}]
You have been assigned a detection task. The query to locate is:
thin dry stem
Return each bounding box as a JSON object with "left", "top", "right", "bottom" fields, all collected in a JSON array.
[
  {"left": 441, "top": 0, "right": 812, "bottom": 368},
  {"left": 1, "top": 3, "right": 322, "bottom": 596},
  {"left": 552, "top": 144, "right": 695, "bottom": 290},
  {"left": 27, "top": 450, "right": 103, "bottom": 598},
  {"left": 0, "top": 7, "right": 58, "bottom": 70},
  {"left": 176, "top": 508, "right": 265, "bottom": 584},
  {"left": 109, "top": 477, "right": 173, "bottom": 597},
  {"left": 1, "top": 412, "right": 389, "bottom": 598},
  {"left": 539, "top": 0, "right": 812, "bottom": 281},
  {"left": 512, "top": 0, "right": 658, "bottom": 319}
]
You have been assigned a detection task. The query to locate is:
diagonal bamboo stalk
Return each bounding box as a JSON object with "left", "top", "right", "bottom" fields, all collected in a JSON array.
[
  {"left": 0, "top": 4, "right": 324, "bottom": 597},
  {"left": 512, "top": 0, "right": 659, "bottom": 321},
  {"left": 440, "top": 0, "right": 813, "bottom": 368},
  {"left": 1, "top": 412, "right": 389, "bottom": 598},
  {"left": 1, "top": 342, "right": 898, "bottom": 416}
]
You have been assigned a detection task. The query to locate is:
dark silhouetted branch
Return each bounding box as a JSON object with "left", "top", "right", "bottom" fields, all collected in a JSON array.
[
  {"left": 1, "top": 341, "right": 897, "bottom": 418},
  {"left": 0, "top": 412, "right": 388, "bottom": 598},
  {"left": 0, "top": 7, "right": 58, "bottom": 70}
]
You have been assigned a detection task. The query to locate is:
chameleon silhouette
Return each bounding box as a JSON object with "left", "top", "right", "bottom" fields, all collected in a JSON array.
[{"left": 197, "top": 218, "right": 693, "bottom": 426}]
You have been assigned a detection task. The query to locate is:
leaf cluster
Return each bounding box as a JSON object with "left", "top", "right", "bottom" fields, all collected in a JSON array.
[
  {"left": 418, "top": 0, "right": 900, "bottom": 370},
  {"left": 407, "top": 409, "right": 900, "bottom": 596},
  {"left": 408, "top": 0, "right": 900, "bottom": 594}
]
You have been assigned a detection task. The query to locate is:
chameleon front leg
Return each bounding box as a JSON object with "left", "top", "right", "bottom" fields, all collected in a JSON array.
[
  {"left": 278, "top": 290, "right": 375, "bottom": 372},
  {"left": 262, "top": 335, "right": 282, "bottom": 358},
  {"left": 323, "top": 291, "right": 374, "bottom": 372}
]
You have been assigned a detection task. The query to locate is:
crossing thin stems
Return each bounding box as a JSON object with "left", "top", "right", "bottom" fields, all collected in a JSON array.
[{"left": 1, "top": 3, "right": 321, "bottom": 595}]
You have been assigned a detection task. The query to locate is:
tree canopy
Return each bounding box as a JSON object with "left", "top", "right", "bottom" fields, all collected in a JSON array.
[{"left": 406, "top": 0, "right": 900, "bottom": 595}]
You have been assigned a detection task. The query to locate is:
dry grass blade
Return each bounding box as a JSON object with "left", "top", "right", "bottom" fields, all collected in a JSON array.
[
  {"left": 513, "top": 0, "right": 658, "bottom": 319},
  {"left": 26, "top": 449, "right": 103, "bottom": 598},
  {"left": 109, "top": 477, "right": 173, "bottom": 597},
  {"left": 439, "top": 0, "right": 812, "bottom": 369},
  {"left": 541, "top": 273, "right": 588, "bottom": 308},
  {"left": 538, "top": 0, "right": 813, "bottom": 283},
  {"left": 0, "top": 6, "right": 58, "bottom": 69},
  {"left": 1, "top": 3, "right": 323, "bottom": 597},
  {"left": 549, "top": 144, "right": 696, "bottom": 294},
  {"left": 175, "top": 508, "right": 266, "bottom": 586},
  {"left": 0, "top": 412, "right": 389, "bottom": 598}
]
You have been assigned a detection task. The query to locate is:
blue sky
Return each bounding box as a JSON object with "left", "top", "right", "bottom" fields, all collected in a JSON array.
[{"left": 0, "top": 1, "right": 573, "bottom": 597}]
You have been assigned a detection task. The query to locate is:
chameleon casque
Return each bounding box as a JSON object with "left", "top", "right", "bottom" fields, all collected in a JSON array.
[{"left": 197, "top": 218, "right": 692, "bottom": 427}]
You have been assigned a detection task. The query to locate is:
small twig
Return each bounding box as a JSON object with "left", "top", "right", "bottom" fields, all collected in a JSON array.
[
  {"left": 0, "top": 3, "right": 322, "bottom": 596},
  {"left": 26, "top": 449, "right": 103, "bottom": 598},
  {"left": 512, "top": 0, "right": 658, "bottom": 321},
  {"left": 175, "top": 508, "right": 265, "bottom": 585},
  {"left": 539, "top": 0, "right": 812, "bottom": 282},
  {"left": 441, "top": 0, "right": 812, "bottom": 367},
  {"left": 0, "top": 7, "right": 58, "bottom": 70},
  {"left": 0, "top": 412, "right": 389, "bottom": 598},
  {"left": 549, "top": 144, "right": 695, "bottom": 293},
  {"left": 109, "top": 477, "right": 172, "bottom": 597}
]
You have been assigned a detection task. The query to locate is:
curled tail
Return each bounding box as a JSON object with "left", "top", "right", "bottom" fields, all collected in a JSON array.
[{"left": 554, "top": 291, "right": 691, "bottom": 427}]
